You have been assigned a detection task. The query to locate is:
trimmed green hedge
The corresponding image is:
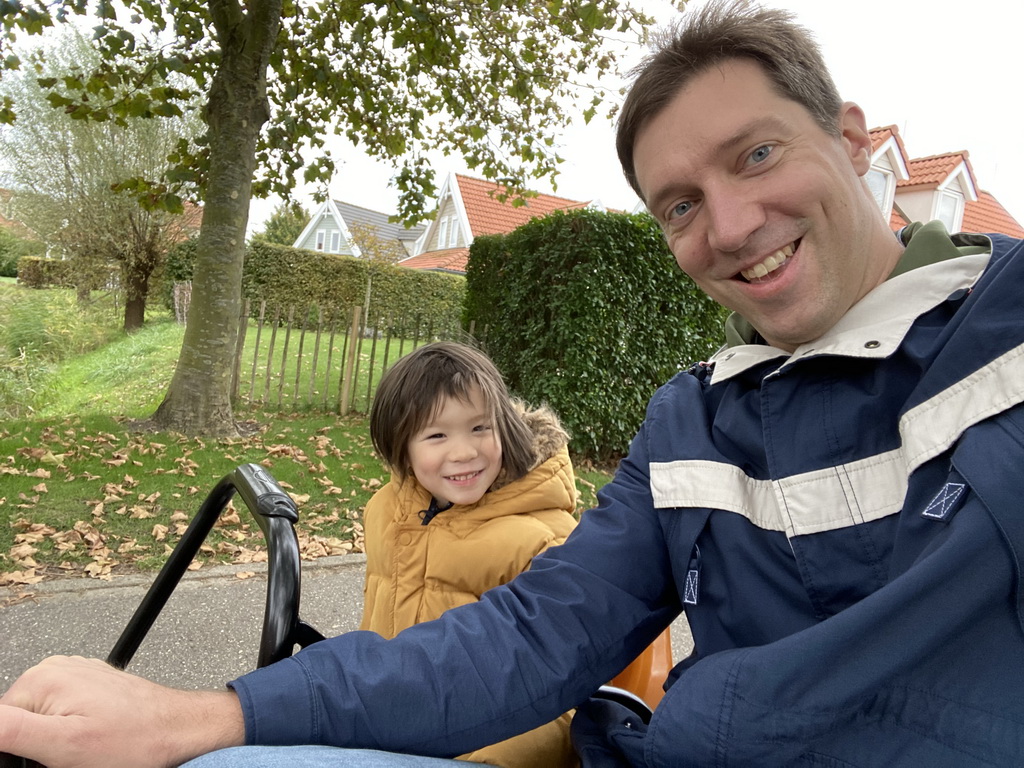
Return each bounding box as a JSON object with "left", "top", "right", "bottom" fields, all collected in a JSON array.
[
  {"left": 243, "top": 241, "right": 465, "bottom": 335},
  {"left": 166, "top": 239, "right": 465, "bottom": 337},
  {"left": 17, "top": 256, "right": 75, "bottom": 288},
  {"left": 0, "top": 229, "right": 43, "bottom": 278},
  {"left": 466, "top": 209, "right": 728, "bottom": 460}
]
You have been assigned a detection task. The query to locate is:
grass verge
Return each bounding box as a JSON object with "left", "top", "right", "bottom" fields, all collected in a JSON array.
[{"left": 1, "top": 292, "right": 615, "bottom": 587}]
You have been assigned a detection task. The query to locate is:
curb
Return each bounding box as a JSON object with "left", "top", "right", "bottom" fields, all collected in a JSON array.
[{"left": 1, "top": 553, "right": 368, "bottom": 598}]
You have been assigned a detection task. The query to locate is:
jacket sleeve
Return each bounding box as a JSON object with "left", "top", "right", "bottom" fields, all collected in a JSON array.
[{"left": 228, "top": 412, "right": 682, "bottom": 757}]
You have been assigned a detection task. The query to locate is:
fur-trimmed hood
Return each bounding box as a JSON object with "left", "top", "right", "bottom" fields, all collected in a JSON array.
[{"left": 492, "top": 400, "right": 570, "bottom": 490}]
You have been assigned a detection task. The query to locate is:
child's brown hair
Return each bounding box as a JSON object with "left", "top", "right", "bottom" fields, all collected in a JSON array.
[{"left": 370, "top": 341, "right": 535, "bottom": 484}]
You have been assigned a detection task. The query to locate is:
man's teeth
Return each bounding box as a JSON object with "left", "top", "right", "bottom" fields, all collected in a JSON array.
[{"left": 741, "top": 244, "right": 795, "bottom": 281}]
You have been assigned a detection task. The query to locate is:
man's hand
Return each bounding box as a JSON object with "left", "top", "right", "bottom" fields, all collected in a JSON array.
[{"left": 0, "top": 656, "right": 245, "bottom": 768}]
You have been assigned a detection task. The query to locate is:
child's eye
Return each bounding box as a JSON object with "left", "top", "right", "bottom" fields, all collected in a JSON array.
[{"left": 473, "top": 424, "right": 492, "bottom": 433}]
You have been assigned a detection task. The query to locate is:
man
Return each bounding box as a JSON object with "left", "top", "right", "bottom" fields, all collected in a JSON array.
[{"left": 4, "top": 1, "right": 1024, "bottom": 765}]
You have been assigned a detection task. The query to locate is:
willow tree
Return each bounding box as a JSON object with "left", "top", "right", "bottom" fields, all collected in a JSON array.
[
  {"left": 0, "top": 31, "right": 201, "bottom": 331},
  {"left": 0, "top": 0, "right": 664, "bottom": 435}
]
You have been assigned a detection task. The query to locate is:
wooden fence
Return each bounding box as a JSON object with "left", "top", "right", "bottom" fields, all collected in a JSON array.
[{"left": 229, "top": 299, "right": 484, "bottom": 415}]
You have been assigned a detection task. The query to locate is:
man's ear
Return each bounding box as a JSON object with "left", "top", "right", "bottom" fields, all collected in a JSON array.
[{"left": 838, "top": 102, "right": 872, "bottom": 176}]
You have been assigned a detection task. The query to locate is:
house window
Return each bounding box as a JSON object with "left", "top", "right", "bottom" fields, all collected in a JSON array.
[
  {"left": 330, "top": 231, "right": 341, "bottom": 253},
  {"left": 447, "top": 217, "right": 458, "bottom": 247},
  {"left": 866, "top": 167, "right": 894, "bottom": 214},
  {"left": 437, "top": 218, "right": 448, "bottom": 249},
  {"left": 936, "top": 189, "right": 964, "bottom": 232},
  {"left": 315, "top": 230, "right": 326, "bottom": 250}
]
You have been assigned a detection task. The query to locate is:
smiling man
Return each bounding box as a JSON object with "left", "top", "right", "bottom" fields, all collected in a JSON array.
[
  {"left": 4, "top": 2, "right": 1024, "bottom": 767},
  {"left": 630, "top": 57, "right": 899, "bottom": 352}
]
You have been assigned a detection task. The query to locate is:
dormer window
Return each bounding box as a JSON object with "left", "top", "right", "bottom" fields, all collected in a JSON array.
[
  {"left": 447, "top": 217, "right": 458, "bottom": 247},
  {"left": 437, "top": 217, "right": 448, "bottom": 249},
  {"left": 935, "top": 188, "right": 965, "bottom": 232},
  {"left": 867, "top": 167, "right": 895, "bottom": 214}
]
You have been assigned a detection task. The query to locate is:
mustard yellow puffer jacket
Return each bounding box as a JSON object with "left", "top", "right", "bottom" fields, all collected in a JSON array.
[{"left": 360, "top": 405, "right": 579, "bottom": 768}]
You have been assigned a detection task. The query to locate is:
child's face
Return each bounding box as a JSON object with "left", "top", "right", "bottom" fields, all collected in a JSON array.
[{"left": 407, "top": 385, "right": 503, "bottom": 507}]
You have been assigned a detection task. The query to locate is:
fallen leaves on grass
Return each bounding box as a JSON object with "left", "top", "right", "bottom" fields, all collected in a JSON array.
[{"left": 2, "top": 419, "right": 383, "bottom": 586}]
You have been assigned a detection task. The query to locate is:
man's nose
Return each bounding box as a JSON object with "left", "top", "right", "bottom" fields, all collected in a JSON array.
[{"left": 705, "top": 184, "right": 765, "bottom": 254}]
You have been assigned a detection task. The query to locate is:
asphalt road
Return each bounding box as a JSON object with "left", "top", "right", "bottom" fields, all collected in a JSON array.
[{"left": 1, "top": 554, "right": 694, "bottom": 692}]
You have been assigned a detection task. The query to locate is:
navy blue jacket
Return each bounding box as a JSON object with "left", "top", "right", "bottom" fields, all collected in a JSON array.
[{"left": 231, "top": 227, "right": 1024, "bottom": 766}]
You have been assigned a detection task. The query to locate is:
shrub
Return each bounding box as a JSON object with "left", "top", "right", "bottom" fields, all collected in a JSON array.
[
  {"left": 0, "top": 228, "right": 43, "bottom": 278},
  {"left": 242, "top": 241, "right": 465, "bottom": 336},
  {"left": 466, "top": 209, "right": 728, "bottom": 460},
  {"left": 17, "top": 256, "right": 73, "bottom": 288}
]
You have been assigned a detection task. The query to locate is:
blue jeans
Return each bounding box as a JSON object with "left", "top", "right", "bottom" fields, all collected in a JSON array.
[{"left": 181, "top": 746, "right": 484, "bottom": 767}]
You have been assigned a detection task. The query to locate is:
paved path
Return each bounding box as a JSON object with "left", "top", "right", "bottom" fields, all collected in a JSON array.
[{"left": 1, "top": 555, "right": 693, "bottom": 692}]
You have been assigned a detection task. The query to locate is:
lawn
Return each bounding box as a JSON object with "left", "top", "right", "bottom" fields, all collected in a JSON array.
[{"left": 0, "top": 285, "right": 614, "bottom": 587}]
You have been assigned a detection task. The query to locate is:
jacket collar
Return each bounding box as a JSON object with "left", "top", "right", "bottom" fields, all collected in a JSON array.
[{"left": 710, "top": 224, "right": 992, "bottom": 384}]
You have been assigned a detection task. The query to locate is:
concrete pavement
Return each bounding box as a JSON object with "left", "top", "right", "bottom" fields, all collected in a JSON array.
[{"left": 1, "top": 555, "right": 694, "bottom": 692}]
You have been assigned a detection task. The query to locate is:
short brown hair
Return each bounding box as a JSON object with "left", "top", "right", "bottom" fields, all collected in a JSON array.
[
  {"left": 370, "top": 341, "right": 535, "bottom": 484},
  {"left": 616, "top": 0, "right": 842, "bottom": 199}
]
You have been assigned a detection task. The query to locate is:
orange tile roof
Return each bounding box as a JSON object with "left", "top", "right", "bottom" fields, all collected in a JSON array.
[
  {"left": 962, "top": 191, "right": 1024, "bottom": 238},
  {"left": 869, "top": 125, "right": 910, "bottom": 165},
  {"left": 899, "top": 151, "right": 972, "bottom": 189},
  {"left": 870, "top": 125, "right": 896, "bottom": 151},
  {"left": 455, "top": 174, "right": 590, "bottom": 237},
  {"left": 399, "top": 247, "right": 469, "bottom": 273},
  {"left": 889, "top": 206, "right": 908, "bottom": 230}
]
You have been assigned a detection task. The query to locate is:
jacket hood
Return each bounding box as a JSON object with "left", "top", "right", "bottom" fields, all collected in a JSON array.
[{"left": 492, "top": 400, "right": 569, "bottom": 491}]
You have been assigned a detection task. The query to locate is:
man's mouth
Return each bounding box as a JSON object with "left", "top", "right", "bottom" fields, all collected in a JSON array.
[{"left": 740, "top": 241, "right": 797, "bottom": 283}]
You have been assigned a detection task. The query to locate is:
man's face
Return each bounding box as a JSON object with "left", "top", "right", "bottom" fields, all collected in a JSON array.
[{"left": 634, "top": 59, "right": 896, "bottom": 352}]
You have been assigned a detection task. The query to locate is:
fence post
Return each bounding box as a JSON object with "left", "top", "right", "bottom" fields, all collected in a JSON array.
[
  {"left": 230, "top": 299, "right": 249, "bottom": 404},
  {"left": 292, "top": 306, "right": 310, "bottom": 409},
  {"left": 262, "top": 306, "right": 281, "bottom": 405},
  {"left": 308, "top": 306, "right": 324, "bottom": 404},
  {"left": 277, "top": 306, "right": 295, "bottom": 408},
  {"left": 324, "top": 314, "right": 338, "bottom": 411},
  {"left": 248, "top": 300, "right": 266, "bottom": 403},
  {"left": 338, "top": 305, "right": 361, "bottom": 414}
]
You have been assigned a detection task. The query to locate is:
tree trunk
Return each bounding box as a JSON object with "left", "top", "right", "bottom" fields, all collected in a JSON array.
[
  {"left": 151, "top": 1, "right": 281, "bottom": 436},
  {"left": 122, "top": 262, "right": 149, "bottom": 333},
  {"left": 123, "top": 291, "right": 146, "bottom": 333}
]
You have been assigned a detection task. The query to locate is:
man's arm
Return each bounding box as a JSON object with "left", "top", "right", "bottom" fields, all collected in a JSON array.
[{"left": 0, "top": 656, "right": 243, "bottom": 768}]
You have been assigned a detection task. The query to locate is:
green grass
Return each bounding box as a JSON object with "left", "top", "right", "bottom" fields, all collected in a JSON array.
[
  {"left": 0, "top": 289, "right": 615, "bottom": 585},
  {"left": 1, "top": 411, "right": 387, "bottom": 581}
]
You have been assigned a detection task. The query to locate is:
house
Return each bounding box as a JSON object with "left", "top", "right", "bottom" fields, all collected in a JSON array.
[
  {"left": 0, "top": 188, "right": 36, "bottom": 240},
  {"left": 292, "top": 199, "right": 425, "bottom": 261},
  {"left": 869, "top": 125, "right": 1024, "bottom": 237},
  {"left": 398, "top": 173, "right": 601, "bottom": 274}
]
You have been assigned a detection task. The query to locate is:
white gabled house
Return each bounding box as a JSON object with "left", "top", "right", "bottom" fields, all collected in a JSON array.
[
  {"left": 292, "top": 199, "right": 425, "bottom": 261},
  {"left": 869, "top": 124, "right": 1023, "bottom": 237}
]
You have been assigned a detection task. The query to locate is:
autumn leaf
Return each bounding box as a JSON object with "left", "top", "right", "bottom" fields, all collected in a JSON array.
[{"left": 0, "top": 569, "right": 44, "bottom": 586}]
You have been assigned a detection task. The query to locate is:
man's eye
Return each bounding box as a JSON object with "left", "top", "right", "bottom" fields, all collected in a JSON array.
[
  {"left": 749, "top": 145, "right": 772, "bottom": 164},
  {"left": 668, "top": 200, "right": 692, "bottom": 220}
]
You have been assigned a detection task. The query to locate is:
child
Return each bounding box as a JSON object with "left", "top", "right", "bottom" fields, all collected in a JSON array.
[{"left": 361, "top": 341, "right": 579, "bottom": 768}]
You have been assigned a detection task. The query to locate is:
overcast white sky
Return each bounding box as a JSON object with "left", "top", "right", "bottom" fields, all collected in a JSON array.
[{"left": 250, "top": 0, "right": 1024, "bottom": 232}]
